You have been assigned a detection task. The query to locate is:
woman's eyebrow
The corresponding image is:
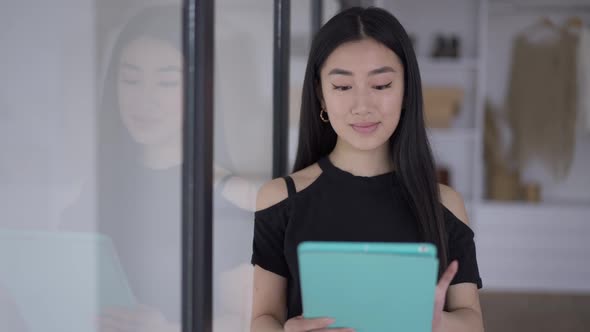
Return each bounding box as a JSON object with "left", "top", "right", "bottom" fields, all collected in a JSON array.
[
  {"left": 368, "top": 66, "right": 396, "bottom": 75},
  {"left": 328, "top": 68, "right": 353, "bottom": 76},
  {"left": 327, "top": 66, "right": 396, "bottom": 76}
]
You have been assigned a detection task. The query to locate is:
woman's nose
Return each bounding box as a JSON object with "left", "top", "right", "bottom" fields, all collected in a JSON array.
[{"left": 352, "top": 89, "right": 373, "bottom": 115}]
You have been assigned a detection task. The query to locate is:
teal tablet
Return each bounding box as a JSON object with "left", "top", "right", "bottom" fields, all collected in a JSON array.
[{"left": 298, "top": 242, "right": 438, "bottom": 332}]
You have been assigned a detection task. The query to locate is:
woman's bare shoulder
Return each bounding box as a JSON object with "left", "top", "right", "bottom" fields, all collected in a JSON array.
[{"left": 256, "top": 163, "right": 323, "bottom": 212}]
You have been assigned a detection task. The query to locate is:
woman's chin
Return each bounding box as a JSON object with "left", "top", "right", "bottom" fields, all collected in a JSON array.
[{"left": 342, "top": 137, "right": 389, "bottom": 153}]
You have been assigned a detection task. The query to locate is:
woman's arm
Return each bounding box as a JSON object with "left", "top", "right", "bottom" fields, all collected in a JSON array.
[
  {"left": 439, "top": 283, "right": 484, "bottom": 332},
  {"left": 437, "top": 185, "right": 484, "bottom": 332},
  {"left": 251, "top": 179, "right": 289, "bottom": 331},
  {"left": 250, "top": 266, "right": 287, "bottom": 332},
  {"left": 214, "top": 164, "right": 265, "bottom": 211},
  {"left": 251, "top": 177, "right": 342, "bottom": 332}
]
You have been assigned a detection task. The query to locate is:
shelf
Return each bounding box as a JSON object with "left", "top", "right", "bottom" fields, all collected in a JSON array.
[{"left": 417, "top": 57, "right": 479, "bottom": 71}]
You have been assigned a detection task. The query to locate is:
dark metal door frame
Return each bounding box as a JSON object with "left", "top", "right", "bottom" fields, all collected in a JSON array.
[
  {"left": 181, "top": 1, "right": 324, "bottom": 331},
  {"left": 311, "top": 0, "right": 323, "bottom": 38},
  {"left": 182, "top": 1, "right": 213, "bottom": 332},
  {"left": 272, "top": 0, "right": 291, "bottom": 178}
]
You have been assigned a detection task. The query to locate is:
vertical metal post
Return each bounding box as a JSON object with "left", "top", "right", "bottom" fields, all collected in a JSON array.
[
  {"left": 182, "top": 0, "right": 213, "bottom": 331},
  {"left": 273, "top": 0, "right": 291, "bottom": 178},
  {"left": 311, "top": 0, "right": 323, "bottom": 38}
]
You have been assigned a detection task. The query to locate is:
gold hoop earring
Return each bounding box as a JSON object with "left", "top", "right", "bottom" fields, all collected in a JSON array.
[{"left": 320, "top": 108, "right": 330, "bottom": 123}]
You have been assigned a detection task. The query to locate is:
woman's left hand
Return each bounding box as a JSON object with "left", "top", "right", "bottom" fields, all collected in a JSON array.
[{"left": 431, "top": 260, "right": 459, "bottom": 332}]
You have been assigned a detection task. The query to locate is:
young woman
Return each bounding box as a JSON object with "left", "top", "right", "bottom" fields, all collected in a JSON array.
[{"left": 251, "top": 7, "right": 483, "bottom": 332}]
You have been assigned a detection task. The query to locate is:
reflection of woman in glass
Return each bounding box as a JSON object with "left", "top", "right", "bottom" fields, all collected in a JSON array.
[
  {"left": 97, "top": 4, "right": 259, "bottom": 331},
  {"left": 96, "top": 5, "right": 184, "bottom": 331},
  {"left": 251, "top": 7, "right": 483, "bottom": 332},
  {"left": 117, "top": 36, "right": 183, "bottom": 170}
]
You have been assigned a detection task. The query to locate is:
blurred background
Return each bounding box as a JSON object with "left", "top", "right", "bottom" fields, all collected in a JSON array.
[{"left": 0, "top": 0, "right": 589, "bottom": 331}]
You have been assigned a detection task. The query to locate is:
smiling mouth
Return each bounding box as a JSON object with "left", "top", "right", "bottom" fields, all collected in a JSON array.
[{"left": 351, "top": 122, "right": 380, "bottom": 134}]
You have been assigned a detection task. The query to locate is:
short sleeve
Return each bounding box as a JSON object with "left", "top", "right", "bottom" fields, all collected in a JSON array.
[
  {"left": 443, "top": 207, "right": 483, "bottom": 289},
  {"left": 251, "top": 201, "right": 290, "bottom": 278}
]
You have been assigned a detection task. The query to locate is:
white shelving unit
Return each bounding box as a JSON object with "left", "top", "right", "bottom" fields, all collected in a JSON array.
[
  {"left": 477, "top": 0, "right": 590, "bottom": 293},
  {"left": 377, "top": 0, "right": 590, "bottom": 293}
]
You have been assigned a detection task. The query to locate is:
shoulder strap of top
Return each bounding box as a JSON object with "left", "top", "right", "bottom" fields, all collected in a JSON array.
[{"left": 282, "top": 176, "right": 297, "bottom": 197}]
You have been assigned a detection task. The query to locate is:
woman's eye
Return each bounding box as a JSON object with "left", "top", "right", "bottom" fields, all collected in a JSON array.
[
  {"left": 159, "top": 80, "right": 180, "bottom": 87},
  {"left": 332, "top": 84, "right": 352, "bottom": 91},
  {"left": 374, "top": 82, "right": 392, "bottom": 90}
]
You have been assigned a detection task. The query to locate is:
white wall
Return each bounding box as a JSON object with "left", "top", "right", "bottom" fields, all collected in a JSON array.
[
  {"left": 0, "top": 1, "right": 97, "bottom": 230},
  {"left": 0, "top": 1, "right": 99, "bottom": 331}
]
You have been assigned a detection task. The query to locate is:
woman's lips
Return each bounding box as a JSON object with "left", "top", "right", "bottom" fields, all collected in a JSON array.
[{"left": 351, "top": 122, "right": 379, "bottom": 134}]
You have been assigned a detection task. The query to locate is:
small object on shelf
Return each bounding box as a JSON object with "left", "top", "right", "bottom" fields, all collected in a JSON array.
[
  {"left": 488, "top": 169, "right": 523, "bottom": 201},
  {"left": 423, "top": 86, "right": 464, "bottom": 128},
  {"left": 431, "top": 34, "right": 448, "bottom": 58},
  {"left": 430, "top": 34, "right": 461, "bottom": 59},
  {"left": 436, "top": 167, "right": 450, "bottom": 186},
  {"left": 523, "top": 183, "right": 541, "bottom": 203},
  {"left": 450, "top": 35, "right": 460, "bottom": 58}
]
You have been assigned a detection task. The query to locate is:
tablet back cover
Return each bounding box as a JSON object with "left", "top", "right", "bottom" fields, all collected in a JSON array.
[{"left": 298, "top": 242, "right": 438, "bottom": 332}]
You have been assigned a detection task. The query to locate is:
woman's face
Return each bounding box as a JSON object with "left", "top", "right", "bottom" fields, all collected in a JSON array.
[
  {"left": 117, "top": 36, "right": 182, "bottom": 146},
  {"left": 319, "top": 38, "right": 405, "bottom": 152}
]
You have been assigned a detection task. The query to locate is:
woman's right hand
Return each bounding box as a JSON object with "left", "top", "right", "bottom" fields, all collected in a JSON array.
[{"left": 284, "top": 316, "right": 355, "bottom": 332}]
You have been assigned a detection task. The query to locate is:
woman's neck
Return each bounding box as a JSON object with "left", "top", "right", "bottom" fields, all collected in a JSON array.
[{"left": 329, "top": 139, "right": 394, "bottom": 177}]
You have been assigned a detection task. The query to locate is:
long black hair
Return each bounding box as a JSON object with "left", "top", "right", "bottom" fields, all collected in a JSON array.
[{"left": 293, "top": 6, "right": 449, "bottom": 276}]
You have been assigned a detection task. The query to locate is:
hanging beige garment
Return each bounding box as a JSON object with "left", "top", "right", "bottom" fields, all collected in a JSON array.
[{"left": 506, "top": 29, "right": 578, "bottom": 180}]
